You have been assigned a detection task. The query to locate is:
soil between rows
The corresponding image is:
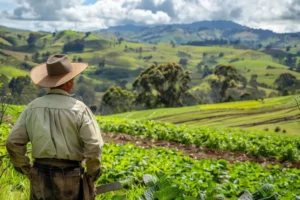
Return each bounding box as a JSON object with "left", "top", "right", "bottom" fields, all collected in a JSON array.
[{"left": 102, "top": 132, "right": 300, "bottom": 169}]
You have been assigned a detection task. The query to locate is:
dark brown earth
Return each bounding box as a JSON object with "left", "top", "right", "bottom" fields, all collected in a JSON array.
[{"left": 102, "top": 132, "right": 300, "bottom": 169}]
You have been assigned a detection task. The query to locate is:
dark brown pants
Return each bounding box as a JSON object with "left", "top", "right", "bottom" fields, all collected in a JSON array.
[{"left": 29, "top": 165, "right": 82, "bottom": 200}]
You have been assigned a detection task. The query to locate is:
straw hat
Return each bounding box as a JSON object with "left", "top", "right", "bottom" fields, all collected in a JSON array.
[{"left": 30, "top": 54, "right": 88, "bottom": 88}]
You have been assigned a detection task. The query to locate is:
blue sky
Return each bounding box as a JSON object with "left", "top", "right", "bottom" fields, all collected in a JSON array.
[
  {"left": 83, "top": 0, "right": 97, "bottom": 5},
  {"left": 0, "top": 0, "right": 299, "bottom": 33}
]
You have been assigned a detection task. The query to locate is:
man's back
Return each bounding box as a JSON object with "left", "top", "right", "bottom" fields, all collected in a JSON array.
[{"left": 26, "top": 89, "right": 96, "bottom": 161}]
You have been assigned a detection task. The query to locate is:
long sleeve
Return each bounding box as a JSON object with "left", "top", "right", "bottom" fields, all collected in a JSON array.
[
  {"left": 79, "top": 107, "right": 104, "bottom": 180},
  {"left": 6, "top": 109, "right": 31, "bottom": 175}
]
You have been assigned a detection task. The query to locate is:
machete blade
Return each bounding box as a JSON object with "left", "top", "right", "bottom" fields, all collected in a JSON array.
[{"left": 96, "top": 182, "right": 123, "bottom": 195}]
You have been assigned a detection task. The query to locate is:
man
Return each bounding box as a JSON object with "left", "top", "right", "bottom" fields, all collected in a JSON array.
[{"left": 6, "top": 54, "right": 103, "bottom": 200}]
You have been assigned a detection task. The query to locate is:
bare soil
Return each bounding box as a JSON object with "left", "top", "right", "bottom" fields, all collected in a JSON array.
[{"left": 102, "top": 132, "right": 300, "bottom": 169}]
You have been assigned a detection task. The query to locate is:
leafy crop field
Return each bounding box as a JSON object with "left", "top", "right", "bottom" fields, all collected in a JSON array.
[
  {"left": 97, "top": 117, "right": 300, "bottom": 162},
  {"left": 1, "top": 123, "right": 300, "bottom": 199}
]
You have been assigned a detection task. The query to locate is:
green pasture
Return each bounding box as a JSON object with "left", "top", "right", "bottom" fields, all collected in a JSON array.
[
  {"left": 3, "top": 50, "right": 32, "bottom": 61},
  {"left": 230, "top": 60, "right": 300, "bottom": 86},
  {"left": 0, "top": 38, "right": 12, "bottom": 46},
  {"left": 110, "top": 96, "right": 300, "bottom": 135},
  {"left": 0, "top": 66, "right": 28, "bottom": 79}
]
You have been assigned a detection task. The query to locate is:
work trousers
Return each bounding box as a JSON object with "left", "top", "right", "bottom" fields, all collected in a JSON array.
[{"left": 29, "top": 159, "right": 85, "bottom": 200}]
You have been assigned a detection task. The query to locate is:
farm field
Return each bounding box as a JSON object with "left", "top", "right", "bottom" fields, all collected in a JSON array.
[
  {"left": 111, "top": 96, "right": 300, "bottom": 135},
  {"left": 1, "top": 25, "right": 300, "bottom": 200},
  {"left": 0, "top": 119, "right": 300, "bottom": 200}
]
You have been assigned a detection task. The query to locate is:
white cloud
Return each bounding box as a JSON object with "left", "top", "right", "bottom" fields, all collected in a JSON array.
[{"left": 0, "top": 0, "right": 300, "bottom": 33}]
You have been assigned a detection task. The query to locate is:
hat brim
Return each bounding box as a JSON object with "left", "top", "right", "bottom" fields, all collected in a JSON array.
[{"left": 30, "top": 62, "right": 88, "bottom": 88}]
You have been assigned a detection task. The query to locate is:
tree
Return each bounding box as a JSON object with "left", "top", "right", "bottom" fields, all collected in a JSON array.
[
  {"left": 0, "top": 74, "right": 9, "bottom": 97},
  {"left": 211, "top": 65, "right": 240, "bottom": 102},
  {"left": 202, "top": 65, "right": 212, "bottom": 78},
  {"left": 27, "top": 33, "right": 40, "bottom": 46},
  {"left": 98, "top": 57, "right": 105, "bottom": 68},
  {"left": 196, "top": 62, "right": 203, "bottom": 73},
  {"left": 249, "top": 74, "right": 258, "bottom": 89},
  {"left": 32, "top": 52, "right": 40, "bottom": 62},
  {"left": 63, "top": 39, "right": 84, "bottom": 52},
  {"left": 74, "top": 83, "right": 95, "bottom": 106},
  {"left": 284, "top": 54, "right": 296, "bottom": 69},
  {"left": 118, "top": 37, "right": 124, "bottom": 45},
  {"left": 179, "top": 58, "right": 188, "bottom": 68},
  {"left": 100, "top": 86, "right": 134, "bottom": 115},
  {"left": 24, "top": 55, "right": 29, "bottom": 61},
  {"left": 9, "top": 76, "right": 39, "bottom": 104},
  {"left": 133, "top": 62, "right": 191, "bottom": 108},
  {"left": 274, "top": 73, "right": 297, "bottom": 91},
  {"left": 85, "top": 32, "right": 91, "bottom": 38},
  {"left": 240, "top": 75, "right": 248, "bottom": 89}
]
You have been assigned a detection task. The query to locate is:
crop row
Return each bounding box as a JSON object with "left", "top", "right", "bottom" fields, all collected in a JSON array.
[
  {"left": 1, "top": 141, "right": 300, "bottom": 199},
  {"left": 97, "top": 117, "right": 300, "bottom": 162},
  {"left": 1, "top": 122, "right": 300, "bottom": 199}
]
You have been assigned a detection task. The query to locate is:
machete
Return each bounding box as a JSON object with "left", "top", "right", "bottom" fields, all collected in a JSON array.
[{"left": 96, "top": 181, "right": 123, "bottom": 194}]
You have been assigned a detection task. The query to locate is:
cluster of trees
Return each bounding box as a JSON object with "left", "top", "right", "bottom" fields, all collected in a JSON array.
[
  {"left": 100, "top": 62, "right": 191, "bottom": 115},
  {"left": 274, "top": 73, "right": 300, "bottom": 95},
  {"left": 63, "top": 39, "right": 84, "bottom": 52},
  {"left": 0, "top": 74, "right": 45, "bottom": 105},
  {"left": 99, "top": 63, "right": 281, "bottom": 115}
]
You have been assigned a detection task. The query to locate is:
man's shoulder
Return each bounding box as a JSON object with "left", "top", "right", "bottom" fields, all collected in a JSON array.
[
  {"left": 25, "top": 95, "right": 89, "bottom": 112},
  {"left": 72, "top": 99, "right": 89, "bottom": 112}
]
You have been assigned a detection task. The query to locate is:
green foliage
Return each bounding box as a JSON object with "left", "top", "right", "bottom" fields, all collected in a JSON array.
[
  {"left": 100, "top": 86, "right": 135, "bottom": 115},
  {"left": 133, "top": 62, "right": 191, "bottom": 108},
  {"left": 74, "top": 77, "right": 96, "bottom": 106},
  {"left": 27, "top": 33, "right": 41, "bottom": 46},
  {"left": 8, "top": 76, "right": 39, "bottom": 105},
  {"left": 274, "top": 73, "right": 297, "bottom": 91},
  {"left": 212, "top": 65, "right": 241, "bottom": 102},
  {"left": 97, "top": 117, "right": 300, "bottom": 162},
  {"left": 1, "top": 109, "right": 300, "bottom": 199},
  {"left": 63, "top": 39, "right": 85, "bottom": 52}
]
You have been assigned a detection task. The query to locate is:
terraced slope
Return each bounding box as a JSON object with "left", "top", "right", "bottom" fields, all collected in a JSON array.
[{"left": 111, "top": 96, "right": 300, "bottom": 135}]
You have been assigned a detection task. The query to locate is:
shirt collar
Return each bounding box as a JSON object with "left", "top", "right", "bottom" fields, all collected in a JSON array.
[{"left": 47, "top": 89, "right": 72, "bottom": 96}]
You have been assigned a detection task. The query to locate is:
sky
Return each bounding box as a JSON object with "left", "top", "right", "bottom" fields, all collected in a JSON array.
[{"left": 0, "top": 0, "right": 300, "bottom": 33}]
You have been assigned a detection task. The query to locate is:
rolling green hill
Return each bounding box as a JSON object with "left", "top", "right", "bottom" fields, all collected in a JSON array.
[
  {"left": 1, "top": 25, "right": 300, "bottom": 109},
  {"left": 100, "top": 20, "right": 300, "bottom": 51}
]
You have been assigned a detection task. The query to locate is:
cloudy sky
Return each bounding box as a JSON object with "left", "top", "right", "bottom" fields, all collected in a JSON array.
[{"left": 0, "top": 0, "right": 299, "bottom": 33}]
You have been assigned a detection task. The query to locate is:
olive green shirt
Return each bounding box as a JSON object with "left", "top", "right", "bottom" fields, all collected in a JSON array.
[{"left": 6, "top": 89, "right": 104, "bottom": 176}]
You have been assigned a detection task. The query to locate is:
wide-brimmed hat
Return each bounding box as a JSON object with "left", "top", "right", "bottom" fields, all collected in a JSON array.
[{"left": 30, "top": 54, "right": 88, "bottom": 88}]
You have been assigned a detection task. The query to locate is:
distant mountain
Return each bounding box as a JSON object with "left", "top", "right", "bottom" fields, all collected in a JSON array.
[
  {"left": 101, "top": 20, "right": 247, "bottom": 33},
  {"left": 101, "top": 24, "right": 147, "bottom": 33},
  {"left": 99, "top": 20, "right": 300, "bottom": 49}
]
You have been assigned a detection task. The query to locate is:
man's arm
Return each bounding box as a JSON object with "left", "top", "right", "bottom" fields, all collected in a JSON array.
[
  {"left": 6, "top": 109, "right": 31, "bottom": 176},
  {"left": 79, "top": 107, "right": 104, "bottom": 182}
]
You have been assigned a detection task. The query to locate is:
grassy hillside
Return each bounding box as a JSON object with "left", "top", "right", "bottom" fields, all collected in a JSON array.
[
  {"left": 1, "top": 27, "right": 300, "bottom": 92},
  {"left": 110, "top": 96, "right": 300, "bottom": 135},
  {"left": 0, "top": 66, "right": 28, "bottom": 79}
]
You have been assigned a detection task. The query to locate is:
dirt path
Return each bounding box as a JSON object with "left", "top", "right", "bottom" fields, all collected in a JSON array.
[{"left": 102, "top": 132, "right": 300, "bottom": 169}]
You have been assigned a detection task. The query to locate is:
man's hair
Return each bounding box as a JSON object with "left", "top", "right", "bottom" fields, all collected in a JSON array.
[{"left": 50, "top": 78, "right": 74, "bottom": 89}]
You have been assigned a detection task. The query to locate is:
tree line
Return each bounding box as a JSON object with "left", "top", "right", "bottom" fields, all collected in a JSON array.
[{"left": 1, "top": 62, "right": 298, "bottom": 115}]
